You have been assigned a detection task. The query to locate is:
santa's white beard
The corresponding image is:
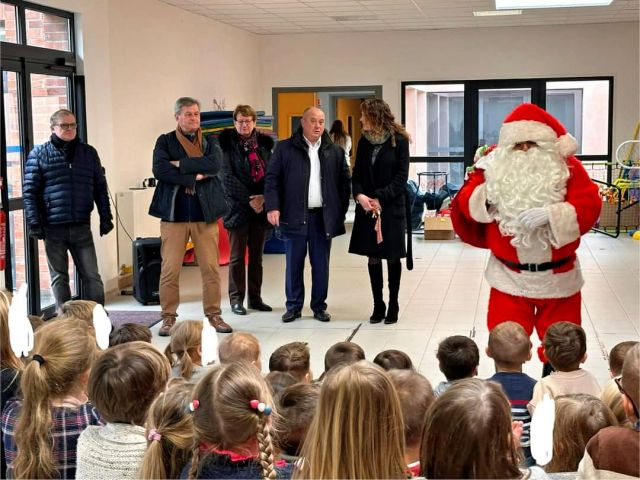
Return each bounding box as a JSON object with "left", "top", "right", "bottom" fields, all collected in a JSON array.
[{"left": 484, "top": 142, "right": 569, "bottom": 250}]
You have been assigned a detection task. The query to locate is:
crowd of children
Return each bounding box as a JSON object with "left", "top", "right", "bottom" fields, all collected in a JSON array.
[{"left": 0, "top": 293, "right": 638, "bottom": 479}]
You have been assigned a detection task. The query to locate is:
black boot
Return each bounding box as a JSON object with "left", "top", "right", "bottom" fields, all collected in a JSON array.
[
  {"left": 368, "top": 262, "right": 386, "bottom": 323},
  {"left": 542, "top": 362, "right": 555, "bottom": 377},
  {"left": 385, "top": 261, "right": 401, "bottom": 324}
]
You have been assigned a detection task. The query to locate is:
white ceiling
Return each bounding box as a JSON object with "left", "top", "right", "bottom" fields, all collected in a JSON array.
[{"left": 159, "top": 0, "right": 639, "bottom": 35}]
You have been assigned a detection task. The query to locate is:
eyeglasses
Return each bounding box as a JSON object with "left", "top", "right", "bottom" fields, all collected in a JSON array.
[
  {"left": 54, "top": 123, "right": 77, "bottom": 130},
  {"left": 615, "top": 375, "right": 639, "bottom": 419},
  {"left": 235, "top": 120, "right": 254, "bottom": 125}
]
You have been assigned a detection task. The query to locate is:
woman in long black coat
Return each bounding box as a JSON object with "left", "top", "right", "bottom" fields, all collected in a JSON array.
[{"left": 349, "top": 99, "right": 410, "bottom": 324}]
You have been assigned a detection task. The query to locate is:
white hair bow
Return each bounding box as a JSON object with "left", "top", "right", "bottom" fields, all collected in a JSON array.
[
  {"left": 201, "top": 317, "right": 218, "bottom": 365},
  {"left": 92, "top": 304, "right": 112, "bottom": 350},
  {"left": 8, "top": 284, "right": 34, "bottom": 358},
  {"left": 530, "top": 393, "right": 555, "bottom": 466}
]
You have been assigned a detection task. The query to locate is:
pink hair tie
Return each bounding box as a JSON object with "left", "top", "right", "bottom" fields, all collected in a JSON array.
[
  {"left": 189, "top": 399, "right": 200, "bottom": 412},
  {"left": 249, "top": 399, "right": 272, "bottom": 415},
  {"left": 147, "top": 428, "right": 161, "bottom": 442}
]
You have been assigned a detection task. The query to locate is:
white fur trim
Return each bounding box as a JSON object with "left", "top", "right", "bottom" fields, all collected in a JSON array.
[
  {"left": 469, "top": 184, "right": 494, "bottom": 223},
  {"left": 547, "top": 202, "right": 580, "bottom": 248},
  {"left": 485, "top": 255, "right": 583, "bottom": 299},
  {"left": 499, "top": 120, "right": 558, "bottom": 148},
  {"left": 557, "top": 133, "right": 578, "bottom": 157},
  {"left": 515, "top": 244, "right": 552, "bottom": 265}
]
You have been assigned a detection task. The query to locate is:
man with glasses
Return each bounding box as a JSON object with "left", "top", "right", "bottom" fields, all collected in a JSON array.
[
  {"left": 23, "top": 108, "right": 113, "bottom": 309},
  {"left": 149, "top": 97, "right": 231, "bottom": 336},
  {"left": 579, "top": 343, "right": 639, "bottom": 478}
]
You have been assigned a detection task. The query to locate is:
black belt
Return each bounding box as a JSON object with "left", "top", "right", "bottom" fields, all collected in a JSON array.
[
  {"left": 308, "top": 207, "right": 323, "bottom": 212},
  {"left": 497, "top": 256, "right": 573, "bottom": 272}
]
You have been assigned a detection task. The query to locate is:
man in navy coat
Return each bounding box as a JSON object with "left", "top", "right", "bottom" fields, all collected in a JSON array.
[{"left": 264, "top": 107, "right": 350, "bottom": 323}]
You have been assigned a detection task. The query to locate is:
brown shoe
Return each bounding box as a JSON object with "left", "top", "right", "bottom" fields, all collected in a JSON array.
[
  {"left": 158, "top": 316, "right": 176, "bottom": 336},
  {"left": 208, "top": 315, "right": 232, "bottom": 333}
]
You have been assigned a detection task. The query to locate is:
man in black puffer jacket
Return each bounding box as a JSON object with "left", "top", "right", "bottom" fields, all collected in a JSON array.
[{"left": 23, "top": 109, "right": 113, "bottom": 309}]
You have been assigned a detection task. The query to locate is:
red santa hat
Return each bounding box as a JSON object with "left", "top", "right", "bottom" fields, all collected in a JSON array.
[{"left": 498, "top": 103, "right": 578, "bottom": 158}]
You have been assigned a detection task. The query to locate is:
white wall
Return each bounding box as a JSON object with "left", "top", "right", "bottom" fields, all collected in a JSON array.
[
  {"left": 258, "top": 22, "right": 639, "bottom": 156},
  {"left": 35, "top": 0, "right": 261, "bottom": 294}
]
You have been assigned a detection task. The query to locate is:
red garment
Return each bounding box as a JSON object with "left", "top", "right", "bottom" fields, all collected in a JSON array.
[
  {"left": 488, "top": 289, "right": 582, "bottom": 362},
  {"left": 452, "top": 155, "right": 601, "bottom": 362}
]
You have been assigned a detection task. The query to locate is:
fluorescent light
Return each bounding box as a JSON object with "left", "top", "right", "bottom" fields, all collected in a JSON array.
[
  {"left": 496, "top": 0, "right": 613, "bottom": 9},
  {"left": 474, "top": 9, "right": 522, "bottom": 16}
]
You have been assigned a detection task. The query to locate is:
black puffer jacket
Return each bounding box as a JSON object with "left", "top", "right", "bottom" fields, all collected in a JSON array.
[
  {"left": 23, "top": 138, "right": 112, "bottom": 228},
  {"left": 218, "top": 128, "right": 274, "bottom": 229},
  {"left": 264, "top": 128, "right": 351, "bottom": 238}
]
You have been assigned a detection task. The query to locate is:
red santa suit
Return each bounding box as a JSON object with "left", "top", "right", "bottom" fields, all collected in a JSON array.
[{"left": 451, "top": 104, "right": 601, "bottom": 362}]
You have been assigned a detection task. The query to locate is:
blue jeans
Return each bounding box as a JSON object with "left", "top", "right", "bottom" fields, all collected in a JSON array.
[
  {"left": 43, "top": 223, "right": 104, "bottom": 309},
  {"left": 284, "top": 210, "right": 331, "bottom": 313}
]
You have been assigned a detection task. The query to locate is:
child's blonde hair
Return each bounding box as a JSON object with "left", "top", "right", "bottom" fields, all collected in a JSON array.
[
  {"left": 189, "top": 362, "right": 277, "bottom": 480},
  {"left": 218, "top": 332, "right": 261, "bottom": 366},
  {"left": 13, "top": 318, "right": 98, "bottom": 479},
  {"left": 420, "top": 378, "right": 521, "bottom": 479},
  {"left": 546, "top": 394, "right": 617, "bottom": 473},
  {"left": 294, "top": 361, "right": 406, "bottom": 479},
  {"left": 487, "top": 321, "right": 532, "bottom": 368},
  {"left": 601, "top": 380, "right": 628, "bottom": 426},
  {"left": 57, "top": 299, "right": 97, "bottom": 322},
  {"left": 164, "top": 320, "right": 202, "bottom": 380},
  {"left": 139, "top": 383, "right": 194, "bottom": 479},
  {"left": 0, "top": 290, "right": 22, "bottom": 370},
  {"left": 89, "top": 341, "right": 170, "bottom": 425}
]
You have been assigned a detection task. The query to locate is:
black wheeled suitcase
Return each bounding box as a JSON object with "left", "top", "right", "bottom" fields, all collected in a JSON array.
[{"left": 132, "top": 237, "right": 162, "bottom": 305}]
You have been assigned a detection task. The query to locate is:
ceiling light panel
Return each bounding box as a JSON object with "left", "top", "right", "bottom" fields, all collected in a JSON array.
[{"left": 496, "top": 0, "right": 613, "bottom": 9}]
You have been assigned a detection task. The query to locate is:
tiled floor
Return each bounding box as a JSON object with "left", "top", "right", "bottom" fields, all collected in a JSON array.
[{"left": 107, "top": 226, "right": 640, "bottom": 388}]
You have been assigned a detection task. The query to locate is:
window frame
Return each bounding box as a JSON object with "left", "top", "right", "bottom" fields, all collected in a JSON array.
[{"left": 401, "top": 76, "right": 614, "bottom": 169}]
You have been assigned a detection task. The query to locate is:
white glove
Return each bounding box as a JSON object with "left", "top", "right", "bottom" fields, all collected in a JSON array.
[
  {"left": 92, "top": 304, "right": 112, "bottom": 350},
  {"left": 8, "top": 284, "right": 33, "bottom": 358},
  {"left": 519, "top": 207, "right": 550, "bottom": 229}
]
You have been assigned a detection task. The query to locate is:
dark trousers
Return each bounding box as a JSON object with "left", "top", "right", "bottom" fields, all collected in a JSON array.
[
  {"left": 284, "top": 209, "right": 331, "bottom": 313},
  {"left": 43, "top": 223, "right": 104, "bottom": 309},
  {"left": 227, "top": 219, "right": 268, "bottom": 305}
]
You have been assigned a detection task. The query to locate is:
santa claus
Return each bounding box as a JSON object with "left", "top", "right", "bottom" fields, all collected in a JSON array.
[{"left": 452, "top": 103, "right": 601, "bottom": 369}]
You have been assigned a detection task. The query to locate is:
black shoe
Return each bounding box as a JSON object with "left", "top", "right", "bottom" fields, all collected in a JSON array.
[
  {"left": 369, "top": 302, "right": 386, "bottom": 324},
  {"left": 249, "top": 301, "right": 272, "bottom": 312},
  {"left": 384, "top": 302, "right": 399, "bottom": 324},
  {"left": 231, "top": 304, "right": 247, "bottom": 315},
  {"left": 282, "top": 310, "right": 301, "bottom": 323},
  {"left": 313, "top": 310, "right": 331, "bottom": 322}
]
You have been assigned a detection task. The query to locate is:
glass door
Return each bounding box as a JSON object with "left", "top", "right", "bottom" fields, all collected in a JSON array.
[
  {"left": 1, "top": 61, "right": 77, "bottom": 315},
  {"left": 468, "top": 79, "right": 545, "bottom": 167}
]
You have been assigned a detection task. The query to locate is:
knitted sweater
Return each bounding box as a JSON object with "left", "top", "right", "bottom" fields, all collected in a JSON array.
[{"left": 75, "top": 422, "right": 147, "bottom": 479}]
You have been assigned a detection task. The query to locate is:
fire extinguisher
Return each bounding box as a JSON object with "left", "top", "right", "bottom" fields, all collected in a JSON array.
[{"left": 0, "top": 209, "right": 6, "bottom": 271}]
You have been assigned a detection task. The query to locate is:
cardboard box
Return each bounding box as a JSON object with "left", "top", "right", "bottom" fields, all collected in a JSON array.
[{"left": 424, "top": 216, "right": 456, "bottom": 240}]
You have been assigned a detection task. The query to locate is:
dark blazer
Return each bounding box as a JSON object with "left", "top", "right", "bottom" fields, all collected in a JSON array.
[
  {"left": 149, "top": 131, "right": 227, "bottom": 223},
  {"left": 23, "top": 140, "right": 111, "bottom": 228},
  {"left": 349, "top": 133, "right": 410, "bottom": 258},
  {"left": 218, "top": 128, "right": 274, "bottom": 229},
  {"left": 264, "top": 128, "right": 351, "bottom": 238}
]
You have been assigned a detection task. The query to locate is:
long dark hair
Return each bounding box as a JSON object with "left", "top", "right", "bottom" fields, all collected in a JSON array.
[
  {"left": 329, "top": 119, "right": 348, "bottom": 148},
  {"left": 361, "top": 98, "right": 410, "bottom": 147}
]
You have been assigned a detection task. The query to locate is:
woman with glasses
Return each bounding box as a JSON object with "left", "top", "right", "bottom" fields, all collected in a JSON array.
[{"left": 219, "top": 105, "right": 274, "bottom": 316}]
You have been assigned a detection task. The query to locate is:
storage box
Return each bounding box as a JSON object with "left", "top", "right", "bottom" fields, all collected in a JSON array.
[
  {"left": 424, "top": 216, "right": 456, "bottom": 240},
  {"left": 598, "top": 201, "right": 640, "bottom": 229}
]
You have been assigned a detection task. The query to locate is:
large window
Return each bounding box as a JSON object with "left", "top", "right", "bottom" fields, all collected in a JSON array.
[{"left": 402, "top": 77, "right": 613, "bottom": 190}]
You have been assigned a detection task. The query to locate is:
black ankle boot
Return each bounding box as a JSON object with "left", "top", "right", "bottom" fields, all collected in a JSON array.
[
  {"left": 368, "top": 263, "right": 386, "bottom": 323},
  {"left": 385, "top": 261, "right": 402, "bottom": 324}
]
